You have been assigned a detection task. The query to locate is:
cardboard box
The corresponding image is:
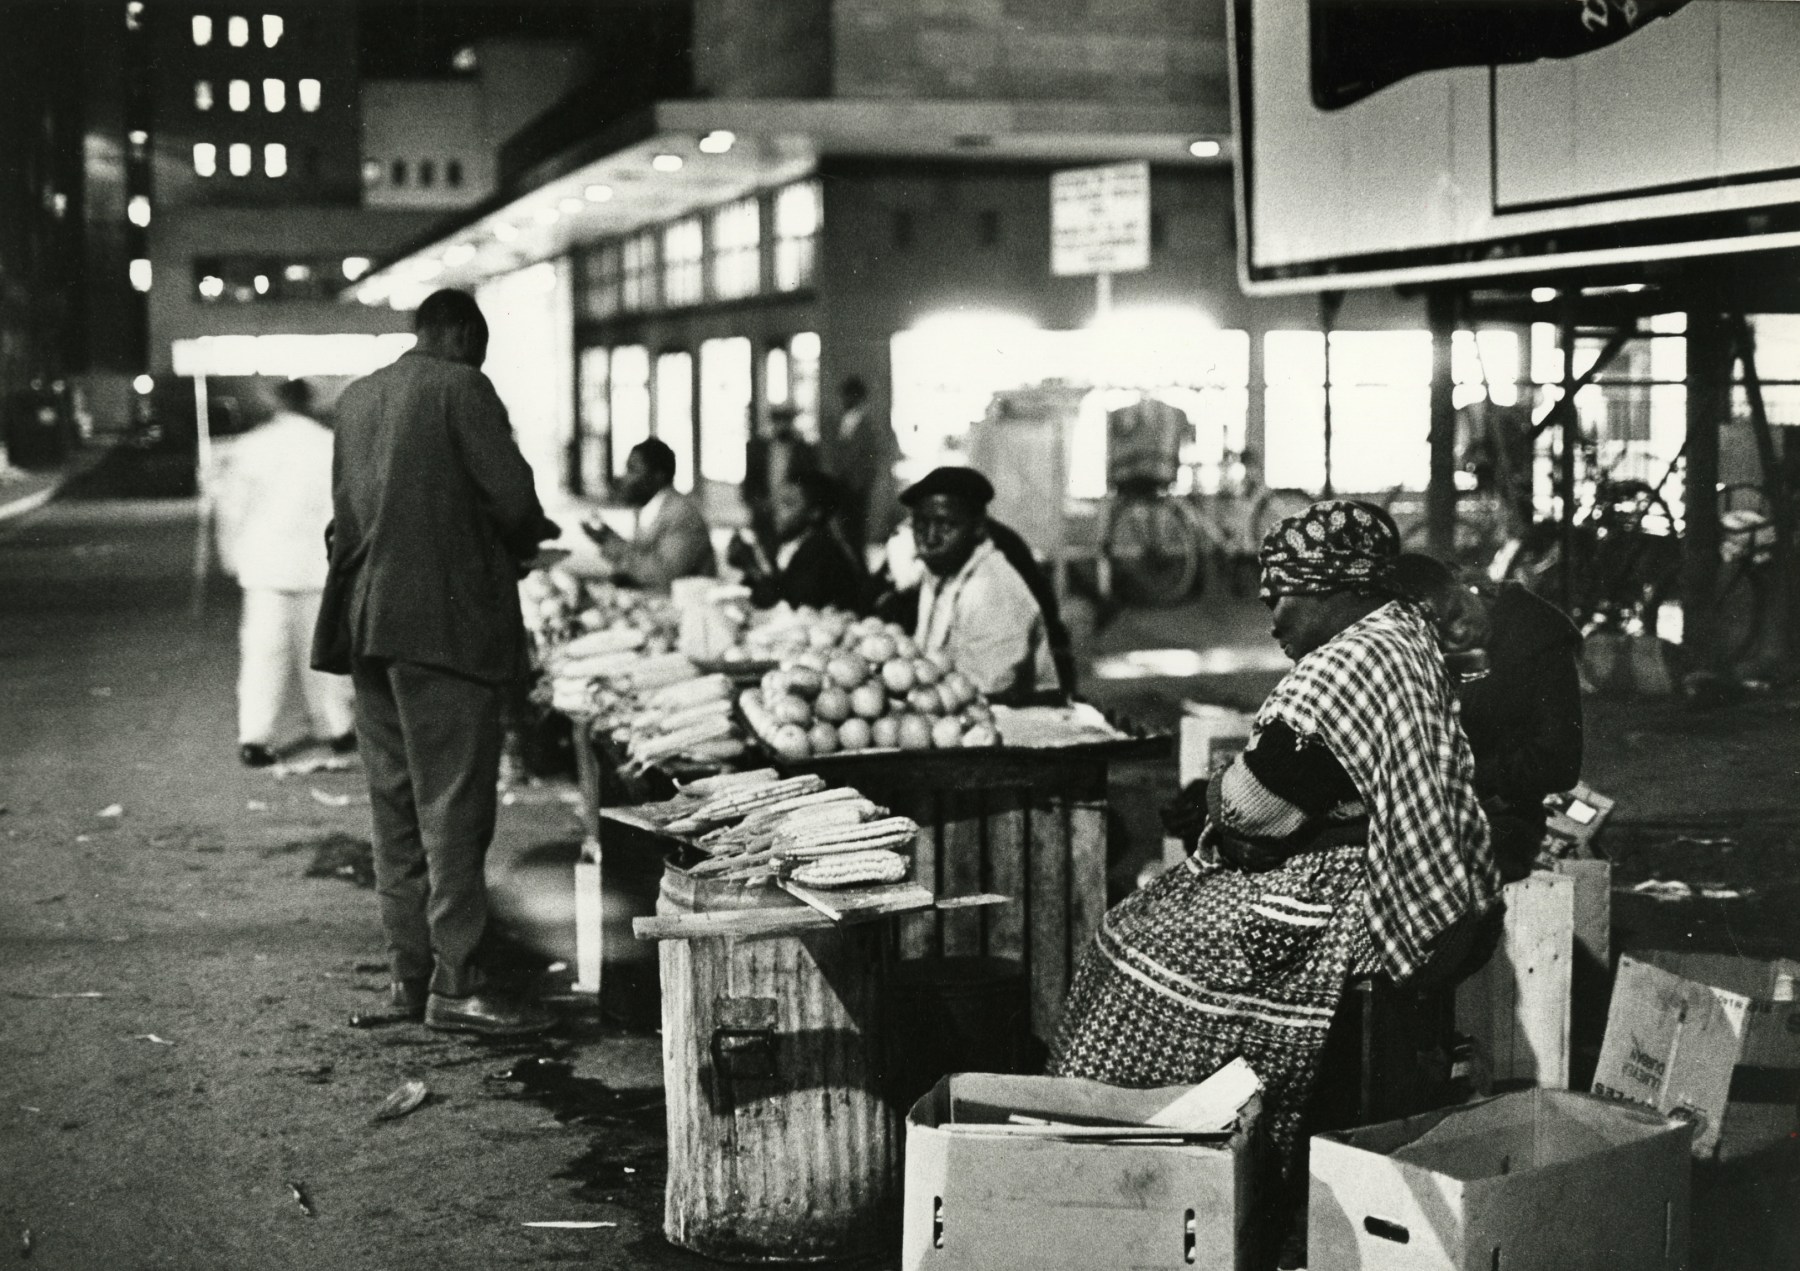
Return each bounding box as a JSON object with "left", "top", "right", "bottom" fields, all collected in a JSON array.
[
  {"left": 901, "top": 1072, "right": 1262, "bottom": 1270},
  {"left": 1593, "top": 951, "right": 1800, "bottom": 1159},
  {"left": 1455, "top": 871, "right": 1575, "bottom": 1090},
  {"left": 1309, "top": 1089, "right": 1691, "bottom": 1271}
]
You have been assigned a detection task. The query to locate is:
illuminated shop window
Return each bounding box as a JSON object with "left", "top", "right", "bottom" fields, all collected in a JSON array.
[
  {"left": 228, "top": 15, "right": 249, "bottom": 46},
  {"left": 709, "top": 197, "right": 761, "bottom": 301},
  {"left": 661, "top": 218, "right": 704, "bottom": 308},
  {"left": 263, "top": 14, "right": 283, "bottom": 47},
  {"left": 195, "top": 80, "right": 214, "bottom": 112},
  {"left": 621, "top": 232, "right": 658, "bottom": 313},
  {"left": 609, "top": 345, "right": 651, "bottom": 476},
  {"left": 656, "top": 351, "right": 696, "bottom": 493},
  {"left": 298, "top": 79, "right": 321, "bottom": 112},
  {"left": 699, "top": 337, "right": 752, "bottom": 483},
  {"left": 193, "top": 143, "right": 218, "bottom": 177},
  {"left": 264, "top": 143, "right": 287, "bottom": 177},
  {"left": 192, "top": 15, "right": 213, "bottom": 45},
  {"left": 579, "top": 243, "right": 622, "bottom": 321},
  {"left": 789, "top": 331, "right": 822, "bottom": 443},
  {"left": 263, "top": 78, "right": 285, "bottom": 112},
  {"left": 228, "top": 143, "right": 252, "bottom": 176},
  {"left": 765, "top": 346, "right": 789, "bottom": 407},
  {"left": 773, "top": 180, "right": 820, "bottom": 292},
  {"left": 229, "top": 79, "right": 250, "bottom": 112},
  {"left": 1262, "top": 330, "right": 1432, "bottom": 495}
]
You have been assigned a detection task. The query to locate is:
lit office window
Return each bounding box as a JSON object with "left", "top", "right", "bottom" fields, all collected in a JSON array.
[
  {"left": 773, "top": 180, "right": 820, "bottom": 291},
  {"left": 127, "top": 194, "right": 151, "bottom": 227},
  {"left": 229, "top": 80, "right": 250, "bottom": 112},
  {"left": 228, "top": 15, "right": 249, "bottom": 46},
  {"left": 298, "top": 79, "right": 321, "bottom": 112},
  {"left": 580, "top": 244, "right": 622, "bottom": 320},
  {"left": 198, "top": 275, "right": 225, "bottom": 300},
  {"left": 709, "top": 197, "right": 761, "bottom": 301},
  {"left": 610, "top": 345, "right": 652, "bottom": 476},
  {"left": 228, "top": 143, "right": 251, "bottom": 176},
  {"left": 263, "top": 79, "right": 285, "bottom": 112},
  {"left": 193, "top": 143, "right": 217, "bottom": 177},
  {"left": 129, "top": 259, "right": 152, "bottom": 292},
  {"left": 195, "top": 81, "right": 214, "bottom": 111},
  {"left": 192, "top": 14, "right": 212, "bottom": 45},
  {"left": 262, "top": 14, "right": 283, "bottom": 47},
  {"left": 126, "top": 1, "right": 144, "bottom": 32},
  {"left": 621, "top": 232, "right": 658, "bottom": 312},
  {"left": 264, "top": 143, "right": 287, "bottom": 177},
  {"left": 662, "top": 218, "right": 704, "bottom": 308},
  {"left": 699, "top": 337, "right": 752, "bottom": 483}
]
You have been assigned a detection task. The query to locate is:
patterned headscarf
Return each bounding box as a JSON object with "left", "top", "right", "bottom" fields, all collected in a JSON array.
[{"left": 1258, "top": 499, "right": 1400, "bottom": 600}]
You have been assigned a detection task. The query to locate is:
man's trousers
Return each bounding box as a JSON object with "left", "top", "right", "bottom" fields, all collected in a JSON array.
[
  {"left": 350, "top": 657, "right": 502, "bottom": 997},
  {"left": 238, "top": 588, "right": 355, "bottom": 746}
]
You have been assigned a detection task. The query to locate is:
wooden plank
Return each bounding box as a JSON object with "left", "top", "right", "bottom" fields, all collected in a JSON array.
[
  {"left": 896, "top": 789, "right": 940, "bottom": 960},
  {"left": 985, "top": 788, "right": 1029, "bottom": 962},
  {"left": 1455, "top": 872, "right": 1575, "bottom": 1089},
  {"left": 1067, "top": 799, "right": 1109, "bottom": 976},
  {"left": 778, "top": 879, "right": 935, "bottom": 923},
  {"left": 939, "top": 790, "right": 985, "bottom": 957},
  {"left": 1027, "top": 800, "right": 1071, "bottom": 1041}
]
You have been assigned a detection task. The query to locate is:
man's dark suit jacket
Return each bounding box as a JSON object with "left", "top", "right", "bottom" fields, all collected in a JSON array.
[{"left": 312, "top": 349, "right": 548, "bottom": 684}]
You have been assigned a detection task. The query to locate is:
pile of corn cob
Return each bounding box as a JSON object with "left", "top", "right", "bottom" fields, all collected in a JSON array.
[
  {"left": 616, "top": 672, "right": 745, "bottom": 768},
  {"left": 666, "top": 772, "right": 916, "bottom": 888}
]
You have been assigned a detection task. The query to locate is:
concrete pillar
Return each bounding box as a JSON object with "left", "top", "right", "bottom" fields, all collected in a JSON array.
[
  {"left": 1426, "top": 289, "right": 1458, "bottom": 558},
  {"left": 1682, "top": 309, "right": 1729, "bottom": 675}
]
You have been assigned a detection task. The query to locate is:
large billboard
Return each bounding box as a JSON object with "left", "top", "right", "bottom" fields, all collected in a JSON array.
[{"left": 1233, "top": 0, "right": 1800, "bottom": 293}]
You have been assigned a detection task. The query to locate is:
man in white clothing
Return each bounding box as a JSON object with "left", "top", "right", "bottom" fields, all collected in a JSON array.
[
  {"left": 213, "top": 379, "right": 355, "bottom": 766},
  {"left": 902, "top": 465, "right": 1058, "bottom": 704}
]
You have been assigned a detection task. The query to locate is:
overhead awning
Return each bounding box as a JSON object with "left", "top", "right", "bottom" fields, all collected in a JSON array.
[{"left": 350, "top": 96, "right": 1228, "bottom": 307}]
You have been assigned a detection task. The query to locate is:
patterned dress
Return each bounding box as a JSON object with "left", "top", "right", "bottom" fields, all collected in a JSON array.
[{"left": 1049, "top": 601, "right": 1496, "bottom": 1173}]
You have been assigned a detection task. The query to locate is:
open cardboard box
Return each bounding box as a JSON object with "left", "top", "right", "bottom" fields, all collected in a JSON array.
[
  {"left": 902, "top": 1071, "right": 1262, "bottom": 1271},
  {"left": 1309, "top": 1088, "right": 1690, "bottom": 1271}
]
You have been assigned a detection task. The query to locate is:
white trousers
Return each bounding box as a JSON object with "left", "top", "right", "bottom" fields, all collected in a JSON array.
[{"left": 238, "top": 587, "right": 356, "bottom": 746}]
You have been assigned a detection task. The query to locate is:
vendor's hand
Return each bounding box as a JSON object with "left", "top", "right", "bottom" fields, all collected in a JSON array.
[{"left": 581, "top": 517, "right": 622, "bottom": 547}]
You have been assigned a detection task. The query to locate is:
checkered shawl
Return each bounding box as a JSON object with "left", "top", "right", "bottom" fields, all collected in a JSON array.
[{"left": 1256, "top": 600, "right": 1498, "bottom": 983}]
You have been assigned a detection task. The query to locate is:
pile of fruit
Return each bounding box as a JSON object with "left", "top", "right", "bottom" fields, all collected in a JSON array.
[
  {"left": 715, "top": 603, "right": 857, "bottom": 666},
  {"left": 737, "top": 615, "right": 999, "bottom": 761},
  {"left": 664, "top": 770, "right": 915, "bottom": 888},
  {"left": 520, "top": 570, "right": 678, "bottom": 661}
]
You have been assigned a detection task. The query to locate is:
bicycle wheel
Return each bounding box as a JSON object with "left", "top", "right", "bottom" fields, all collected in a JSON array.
[{"left": 1104, "top": 496, "right": 1201, "bottom": 606}]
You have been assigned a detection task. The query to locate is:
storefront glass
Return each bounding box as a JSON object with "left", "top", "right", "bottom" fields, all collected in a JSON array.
[
  {"left": 578, "top": 346, "right": 610, "bottom": 495},
  {"left": 710, "top": 198, "right": 761, "bottom": 301},
  {"left": 699, "top": 337, "right": 752, "bottom": 484},
  {"left": 656, "top": 350, "right": 696, "bottom": 492},
  {"left": 610, "top": 344, "right": 651, "bottom": 477}
]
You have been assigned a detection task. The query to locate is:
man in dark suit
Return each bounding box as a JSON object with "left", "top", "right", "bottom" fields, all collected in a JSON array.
[
  {"left": 312, "top": 288, "right": 560, "bottom": 1036},
  {"left": 581, "top": 438, "right": 716, "bottom": 589}
]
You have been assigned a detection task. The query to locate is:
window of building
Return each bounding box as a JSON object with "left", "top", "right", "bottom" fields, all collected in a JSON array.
[
  {"left": 127, "top": 194, "right": 151, "bottom": 228},
  {"left": 708, "top": 197, "right": 760, "bottom": 301},
  {"left": 194, "top": 252, "right": 380, "bottom": 303},
  {"left": 263, "top": 78, "right": 285, "bottom": 112},
  {"left": 195, "top": 80, "right": 214, "bottom": 112},
  {"left": 446, "top": 159, "right": 463, "bottom": 188},
  {"left": 621, "top": 232, "right": 658, "bottom": 313},
  {"left": 228, "top": 15, "right": 249, "bottom": 46},
  {"left": 228, "top": 79, "right": 250, "bottom": 112},
  {"left": 578, "top": 347, "right": 611, "bottom": 493},
  {"left": 129, "top": 259, "right": 152, "bottom": 293},
  {"left": 192, "top": 14, "right": 212, "bottom": 45},
  {"left": 262, "top": 14, "right": 283, "bottom": 47},
  {"left": 609, "top": 345, "right": 651, "bottom": 476},
  {"left": 765, "top": 346, "right": 790, "bottom": 408},
  {"left": 579, "top": 243, "right": 622, "bottom": 321},
  {"left": 699, "top": 338, "right": 752, "bottom": 484},
  {"left": 1262, "top": 329, "right": 1433, "bottom": 494},
  {"left": 298, "top": 79, "right": 321, "bottom": 112},
  {"left": 418, "top": 159, "right": 435, "bottom": 188},
  {"left": 774, "top": 180, "right": 820, "bottom": 291},
  {"left": 390, "top": 159, "right": 407, "bottom": 186},
  {"left": 264, "top": 143, "right": 287, "bottom": 178},
  {"left": 662, "top": 217, "right": 704, "bottom": 308},
  {"left": 789, "top": 331, "right": 822, "bottom": 442},
  {"left": 229, "top": 142, "right": 251, "bottom": 176},
  {"left": 655, "top": 351, "right": 696, "bottom": 493},
  {"left": 193, "top": 142, "right": 217, "bottom": 177}
]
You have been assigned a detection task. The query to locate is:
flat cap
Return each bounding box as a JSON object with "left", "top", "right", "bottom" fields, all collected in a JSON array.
[{"left": 899, "top": 465, "right": 994, "bottom": 509}]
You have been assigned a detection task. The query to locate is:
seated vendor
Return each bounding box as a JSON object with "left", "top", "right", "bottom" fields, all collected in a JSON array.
[
  {"left": 901, "top": 466, "right": 1059, "bottom": 705},
  {"left": 728, "top": 470, "right": 871, "bottom": 613},
  {"left": 581, "top": 438, "right": 716, "bottom": 591},
  {"left": 1052, "top": 500, "right": 1499, "bottom": 1265}
]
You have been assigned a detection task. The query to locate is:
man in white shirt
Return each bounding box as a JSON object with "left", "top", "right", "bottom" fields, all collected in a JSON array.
[
  {"left": 904, "top": 466, "right": 1058, "bottom": 703},
  {"left": 212, "top": 379, "right": 355, "bottom": 766}
]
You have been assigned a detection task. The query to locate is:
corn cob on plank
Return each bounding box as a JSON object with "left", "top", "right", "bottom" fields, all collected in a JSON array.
[{"left": 787, "top": 848, "right": 909, "bottom": 888}]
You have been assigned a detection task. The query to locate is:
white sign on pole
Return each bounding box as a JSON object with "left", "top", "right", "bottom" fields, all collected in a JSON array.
[{"left": 1050, "top": 161, "right": 1151, "bottom": 277}]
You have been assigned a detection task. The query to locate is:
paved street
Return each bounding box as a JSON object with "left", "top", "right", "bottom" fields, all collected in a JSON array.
[{"left": 3, "top": 458, "right": 1798, "bottom": 1269}]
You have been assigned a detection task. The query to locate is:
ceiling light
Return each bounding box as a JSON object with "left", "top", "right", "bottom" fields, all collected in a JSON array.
[
  {"left": 493, "top": 222, "right": 518, "bottom": 242},
  {"left": 341, "top": 256, "right": 371, "bottom": 281},
  {"left": 413, "top": 259, "right": 444, "bottom": 282},
  {"left": 559, "top": 196, "right": 583, "bottom": 215},
  {"left": 198, "top": 275, "right": 224, "bottom": 299},
  {"left": 445, "top": 243, "right": 476, "bottom": 266},
  {"left": 698, "top": 130, "right": 735, "bottom": 155},
  {"left": 1531, "top": 287, "right": 1558, "bottom": 304},
  {"left": 584, "top": 184, "right": 612, "bottom": 203},
  {"left": 127, "top": 195, "right": 151, "bottom": 228},
  {"left": 651, "top": 153, "right": 684, "bottom": 173},
  {"left": 128, "top": 129, "right": 148, "bottom": 146},
  {"left": 535, "top": 206, "right": 560, "bottom": 225},
  {"left": 1187, "top": 139, "right": 1222, "bottom": 159},
  {"left": 253, "top": 274, "right": 270, "bottom": 295}
]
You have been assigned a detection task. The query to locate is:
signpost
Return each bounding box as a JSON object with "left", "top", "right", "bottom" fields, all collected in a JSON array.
[{"left": 1050, "top": 161, "right": 1152, "bottom": 600}]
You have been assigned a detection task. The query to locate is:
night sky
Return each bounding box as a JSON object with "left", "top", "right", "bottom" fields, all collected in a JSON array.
[{"left": 356, "top": 0, "right": 604, "bottom": 78}]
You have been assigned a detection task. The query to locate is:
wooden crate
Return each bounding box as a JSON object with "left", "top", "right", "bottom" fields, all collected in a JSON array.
[{"left": 1455, "top": 871, "right": 1577, "bottom": 1090}]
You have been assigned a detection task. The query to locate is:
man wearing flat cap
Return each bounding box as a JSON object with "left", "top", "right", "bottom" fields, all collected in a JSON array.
[{"left": 902, "top": 465, "right": 1058, "bottom": 702}]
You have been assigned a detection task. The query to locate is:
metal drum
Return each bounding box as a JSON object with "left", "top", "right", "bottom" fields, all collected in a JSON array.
[{"left": 658, "top": 866, "right": 899, "bottom": 1262}]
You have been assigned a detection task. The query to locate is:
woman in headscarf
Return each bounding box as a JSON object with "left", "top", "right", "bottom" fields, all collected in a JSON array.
[{"left": 1050, "top": 501, "right": 1499, "bottom": 1242}]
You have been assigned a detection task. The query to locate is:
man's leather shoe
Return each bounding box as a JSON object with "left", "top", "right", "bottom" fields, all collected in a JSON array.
[
  {"left": 390, "top": 979, "right": 429, "bottom": 1020},
  {"left": 424, "top": 990, "right": 554, "bottom": 1037},
  {"left": 327, "top": 731, "right": 358, "bottom": 755},
  {"left": 239, "top": 743, "right": 276, "bottom": 768}
]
